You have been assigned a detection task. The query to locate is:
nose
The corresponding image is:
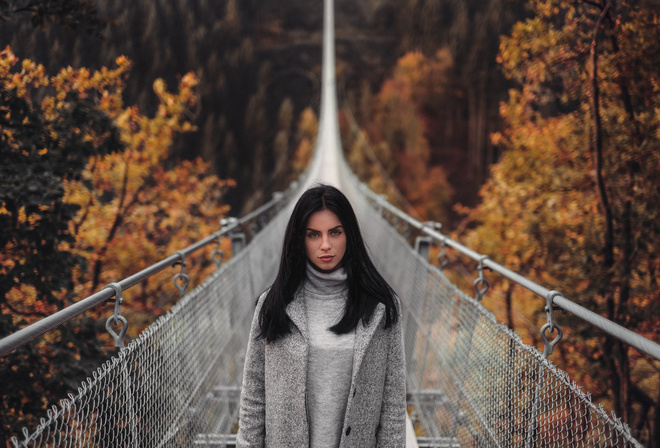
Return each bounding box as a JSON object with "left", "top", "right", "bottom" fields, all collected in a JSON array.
[{"left": 320, "top": 234, "right": 331, "bottom": 250}]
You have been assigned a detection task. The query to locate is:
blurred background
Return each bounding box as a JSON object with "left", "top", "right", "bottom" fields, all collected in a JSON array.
[{"left": 1, "top": 0, "right": 659, "bottom": 445}]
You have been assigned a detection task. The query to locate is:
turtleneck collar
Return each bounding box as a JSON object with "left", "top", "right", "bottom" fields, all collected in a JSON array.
[{"left": 304, "top": 262, "right": 348, "bottom": 296}]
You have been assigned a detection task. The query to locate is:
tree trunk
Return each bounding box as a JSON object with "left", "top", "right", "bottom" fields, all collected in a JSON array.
[
  {"left": 467, "top": 80, "right": 489, "bottom": 183},
  {"left": 590, "top": 2, "right": 628, "bottom": 419},
  {"left": 590, "top": 4, "right": 614, "bottom": 271}
]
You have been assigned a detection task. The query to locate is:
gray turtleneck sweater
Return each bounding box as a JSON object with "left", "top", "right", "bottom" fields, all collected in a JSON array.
[{"left": 303, "top": 263, "right": 355, "bottom": 448}]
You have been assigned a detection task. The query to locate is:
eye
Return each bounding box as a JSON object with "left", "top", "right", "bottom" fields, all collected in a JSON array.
[
  {"left": 306, "top": 231, "right": 320, "bottom": 239},
  {"left": 330, "top": 228, "right": 343, "bottom": 236}
]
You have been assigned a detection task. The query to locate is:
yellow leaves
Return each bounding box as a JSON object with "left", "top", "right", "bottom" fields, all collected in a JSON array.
[
  {"left": 298, "top": 107, "right": 318, "bottom": 137},
  {"left": 0, "top": 45, "right": 19, "bottom": 72},
  {"left": 114, "top": 76, "right": 199, "bottom": 168},
  {"left": 57, "top": 63, "right": 231, "bottom": 318},
  {"left": 115, "top": 55, "right": 131, "bottom": 71},
  {"left": 490, "top": 131, "right": 505, "bottom": 147},
  {"left": 181, "top": 121, "right": 193, "bottom": 132},
  {"left": 0, "top": 48, "right": 47, "bottom": 98},
  {"left": 179, "top": 72, "right": 198, "bottom": 90},
  {"left": 289, "top": 107, "right": 318, "bottom": 179},
  {"left": 153, "top": 78, "right": 166, "bottom": 96},
  {"left": 395, "top": 51, "right": 425, "bottom": 90},
  {"left": 5, "top": 284, "right": 51, "bottom": 322},
  {"left": 153, "top": 74, "right": 198, "bottom": 122}
]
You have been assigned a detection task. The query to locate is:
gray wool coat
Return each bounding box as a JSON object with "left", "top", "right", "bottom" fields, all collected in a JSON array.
[{"left": 236, "top": 290, "right": 407, "bottom": 448}]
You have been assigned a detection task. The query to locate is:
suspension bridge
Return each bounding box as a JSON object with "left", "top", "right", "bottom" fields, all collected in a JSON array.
[{"left": 3, "top": 0, "right": 659, "bottom": 446}]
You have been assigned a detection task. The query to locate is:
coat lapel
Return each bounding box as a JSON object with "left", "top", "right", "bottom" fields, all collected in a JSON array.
[
  {"left": 286, "top": 292, "right": 308, "bottom": 340},
  {"left": 351, "top": 303, "right": 385, "bottom": 384}
]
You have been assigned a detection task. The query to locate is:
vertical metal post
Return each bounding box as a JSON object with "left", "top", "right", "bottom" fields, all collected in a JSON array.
[
  {"left": 227, "top": 232, "right": 247, "bottom": 333},
  {"left": 524, "top": 365, "right": 545, "bottom": 448},
  {"left": 450, "top": 260, "right": 489, "bottom": 438},
  {"left": 413, "top": 237, "right": 432, "bottom": 392},
  {"left": 230, "top": 233, "right": 246, "bottom": 255},
  {"left": 449, "top": 304, "right": 480, "bottom": 438},
  {"left": 414, "top": 236, "right": 432, "bottom": 261},
  {"left": 404, "top": 240, "right": 432, "bottom": 378}
]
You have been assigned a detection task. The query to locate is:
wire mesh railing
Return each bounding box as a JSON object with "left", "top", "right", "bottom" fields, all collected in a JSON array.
[
  {"left": 9, "top": 169, "right": 647, "bottom": 447},
  {"left": 355, "top": 185, "right": 660, "bottom": 362},
  {"left": 6, "top": 182, "right": 297, "bottom": 448},
  {"left": 340, "top": 170, "right": 645, "bottom": 448}
]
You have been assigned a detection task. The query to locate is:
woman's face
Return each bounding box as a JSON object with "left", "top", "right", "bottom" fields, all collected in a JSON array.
[{"left": 305, "top": 209, "right": 346, "bottom": 273}]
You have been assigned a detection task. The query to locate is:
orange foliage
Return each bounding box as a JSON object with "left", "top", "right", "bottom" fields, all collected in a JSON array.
[
  {"left": 290, "top": 107, "right": 318, "bottom": 179},
  {"left": 3, "top": 46, "right": 234, "bottom": 342},
  {"left": 64, "top": 74, "right": 234, "bottom": 342},
  {"left": 350, "top": 49, "right": 454, "bottom": 222},
  {"left": 454, "top": 1, "right": 660, "bottom": 441}
]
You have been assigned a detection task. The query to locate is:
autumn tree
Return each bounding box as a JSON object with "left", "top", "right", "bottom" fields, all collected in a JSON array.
[
  {"left": 63, "top": 68, "right": 234, "bottom": 330},
  {"left": 1, "top": 0, "right": 305, "bottom": 216},
  {"left": 458, "top": 1, "right": 660, "bottom": 444},
  {"left": 0, "top": 46, "right": 123, "bottom": 444},
  {"left": 345, "top": 49, "right": 454, "bottom": 222},
  {"left": 0, "top": 48, "right": 233, "bottom": 443},
  {"left": 392, "top": 0, "right": 526, "bottom": 200}
]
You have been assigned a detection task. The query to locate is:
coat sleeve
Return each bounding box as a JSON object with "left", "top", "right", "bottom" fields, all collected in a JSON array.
[
  {"left": 377, "top": 298, "right": 407, "bottom": 447},
  {"left": 236, "top": 294, "right": 267, "bottom": 448}
]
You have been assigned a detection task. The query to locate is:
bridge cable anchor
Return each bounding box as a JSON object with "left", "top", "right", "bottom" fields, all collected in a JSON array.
[
  {"left": 541, "top": 290, "right": 565, "bottom": 357},
  {"left": 473, "top": 255, "right": 490, "bottom": 301},
  {"left": 104, "top": 282, "right": 128, "bottom": 349},
  {"left": 172, "top": 251, "right": 190, "bottom": 296}
]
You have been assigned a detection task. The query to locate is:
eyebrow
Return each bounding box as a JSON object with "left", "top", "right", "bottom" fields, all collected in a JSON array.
[{"left": 306, "top": 225, "right": 344, "bottom": 232}]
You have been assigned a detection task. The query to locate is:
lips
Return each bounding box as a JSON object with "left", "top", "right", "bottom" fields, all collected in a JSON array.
[{"left": 319, "top": 255, "right": 334, "bottom": 262}]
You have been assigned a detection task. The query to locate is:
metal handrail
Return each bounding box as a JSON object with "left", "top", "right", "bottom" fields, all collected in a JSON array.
[
  {"left": 0, "top": 187, "right": 296, "bottom": 357},
  {"left": 358, "top": 183, "right": 660, "bottom": 361}
]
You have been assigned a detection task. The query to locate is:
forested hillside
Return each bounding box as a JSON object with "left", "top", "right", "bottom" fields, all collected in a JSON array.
[
  {"left": 341, "top": 0, "right": 527, "bottom": 222},
  {"left": 1, "top": 0, "right": 316, "bottom": 213},
  {"left": 1, "top": 0, "right": 408, "bottom": 214},
  {"left": 1, "top": 0, "right": 523, "bottom": 220}
]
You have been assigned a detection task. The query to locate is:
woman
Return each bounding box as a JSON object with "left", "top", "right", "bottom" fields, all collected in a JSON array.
[{"left": 236, "top": 184, "right": 406, "bottom": 448}]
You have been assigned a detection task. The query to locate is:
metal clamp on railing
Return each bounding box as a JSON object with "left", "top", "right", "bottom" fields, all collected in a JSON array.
[
  {"left": 541, "top": 290, "right": 564, "bottom": 357},
  {"left": 473, "top": 255, "right": 490, "bottom": 302},
  {"left": 416, "top": 223, "right": 442, "bottom": 262},
  {"left": 104, "top": 283, "right": 128, "bottom": 349},
  {"left": 436, "top": 240, "right": 449, "bottom": 271},
  {"left": 220, "top": 217, "right": 246, "bottom": 256},
  {"left": 211, "top": 237, "right": 224, "bottom": 268},
  {"left": 172, "top": 251, "right": 190, "bottom": 296}
]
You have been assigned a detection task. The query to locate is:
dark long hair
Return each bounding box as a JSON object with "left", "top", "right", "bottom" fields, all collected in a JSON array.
[{"left": 257, "top": 184, "right": 398, "bottom": 342}]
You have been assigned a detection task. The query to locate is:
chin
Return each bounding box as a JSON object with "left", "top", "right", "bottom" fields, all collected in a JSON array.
[{"left": 311, "top": 262, "right": 341, "bottom": 273}]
